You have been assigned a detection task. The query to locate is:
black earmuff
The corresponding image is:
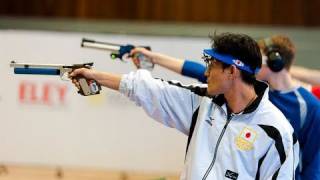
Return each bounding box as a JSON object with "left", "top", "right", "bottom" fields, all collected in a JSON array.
[{"left": 264, "top": 38, "right": 284, "bottom": 72}]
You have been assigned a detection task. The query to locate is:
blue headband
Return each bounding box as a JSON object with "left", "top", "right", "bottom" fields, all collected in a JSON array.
[{"left": 203, "top": 48, "right": 260, "bottom": 74}]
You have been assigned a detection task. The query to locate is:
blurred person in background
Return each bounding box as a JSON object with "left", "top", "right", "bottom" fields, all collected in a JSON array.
[{"left": 257, "top": 35, "right": 320, "bottom": 180}]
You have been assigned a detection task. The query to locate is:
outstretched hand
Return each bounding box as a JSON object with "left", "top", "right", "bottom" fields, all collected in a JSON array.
[
  {"left": 69, "top": 68, "right": 96, "bottom": 90},
  {"left": 130, "top": 47, "right": 155, "bottom": 69}
]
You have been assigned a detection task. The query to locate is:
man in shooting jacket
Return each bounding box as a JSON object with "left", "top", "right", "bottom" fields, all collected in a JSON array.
[{"left": 70, "top": 33, "right": 298, "bottom": 179}]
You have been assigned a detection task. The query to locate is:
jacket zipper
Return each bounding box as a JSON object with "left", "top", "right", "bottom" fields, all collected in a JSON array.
[{"left": 201, "top": 113, "right": 234, "bottom": 180}]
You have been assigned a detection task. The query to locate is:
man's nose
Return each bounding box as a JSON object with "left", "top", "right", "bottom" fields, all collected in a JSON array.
[{"left": 205, "top": 69, "right": 210, "bottom": 77}]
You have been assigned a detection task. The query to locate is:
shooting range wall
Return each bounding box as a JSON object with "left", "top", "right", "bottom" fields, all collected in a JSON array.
[{"left": 0, "top": 0, "right": 319, "bottom": 26}]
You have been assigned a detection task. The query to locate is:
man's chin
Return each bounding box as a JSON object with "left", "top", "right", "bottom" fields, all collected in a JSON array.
[
  {"left": 207, "top": 89, "right": 217, "bottom": 96},
  {"left": 256, "top": 73, "right": 268, "bottom": 81}
]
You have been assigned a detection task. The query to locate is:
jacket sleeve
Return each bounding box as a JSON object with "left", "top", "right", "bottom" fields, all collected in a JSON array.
[
  {"left": 299, "top": 151, "right": 320, "bottom": 179},
  {"left": 181, "top": 60, "right": 207, "bottom": 83},
  {"left": 299, "top": 106, "right": 320, "bottom": 179},
  {"left": 259, "top": 131, "right": 298, "bottom": 180},
  {"left": 119, "top": 69, "right": 202, "bottom": 135}
]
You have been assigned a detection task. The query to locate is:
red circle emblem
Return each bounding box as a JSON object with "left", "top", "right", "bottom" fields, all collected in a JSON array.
[{"left": 245, "top": 132, "right": 251, "bottom": 138}]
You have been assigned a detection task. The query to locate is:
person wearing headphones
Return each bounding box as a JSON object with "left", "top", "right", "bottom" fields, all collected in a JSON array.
[
  {"left": 70, "top": 33, "right": 297, "bottom": 179},
  {"left": 257, "top": 36, "right": 320, "bottom": 180},
  {"left": 131, "top": 35, "right": 320, "bottom": 179}
]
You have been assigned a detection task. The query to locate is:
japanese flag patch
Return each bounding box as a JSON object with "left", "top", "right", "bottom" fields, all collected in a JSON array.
[{"left": 235, "top": 127, "right": 257, "bottom": 151}]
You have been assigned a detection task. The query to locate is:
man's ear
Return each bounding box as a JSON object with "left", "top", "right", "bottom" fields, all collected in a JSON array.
[{"left": 229, "top": 65, "right": 240, "bottom": 79}]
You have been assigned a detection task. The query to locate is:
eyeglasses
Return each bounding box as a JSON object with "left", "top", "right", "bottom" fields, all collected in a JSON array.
[{"left": 202, "top": 55, "right": 218, "bottom": 69}]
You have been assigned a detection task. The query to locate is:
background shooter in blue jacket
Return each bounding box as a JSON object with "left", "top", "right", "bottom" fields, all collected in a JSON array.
[
  {"left": 131, "top": 35, "right": 320, "bottom": 180},
  {"left": 257, "top": 35, "right": 320, "bottom": 180},
  {"left": 70, "top": 33, "right": 297, "bottom": 179}
]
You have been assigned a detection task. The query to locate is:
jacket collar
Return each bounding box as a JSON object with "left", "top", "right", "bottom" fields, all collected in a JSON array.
[{"left": 212, "top": 80, "right": 269, "bottom": 114}]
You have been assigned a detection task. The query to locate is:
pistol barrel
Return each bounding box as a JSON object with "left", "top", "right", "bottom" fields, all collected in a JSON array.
[
  {"left": 81, "top": 38, "right": 120, "bottom": 52},
  {"left": 14, "top": 68, "right": 60, "bottom": 75},
  {"left": 10, "top": 61, "right": 64, "bottom": 68}
]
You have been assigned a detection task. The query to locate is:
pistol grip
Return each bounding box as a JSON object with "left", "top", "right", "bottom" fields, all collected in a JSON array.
[{"left": 77, "top": 77, "right": 101, "bottom": 96}]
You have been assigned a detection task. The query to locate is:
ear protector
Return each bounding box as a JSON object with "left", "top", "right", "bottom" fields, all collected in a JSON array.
[{"left": 264, "top": 38, "right": 284, "bottom": 72}]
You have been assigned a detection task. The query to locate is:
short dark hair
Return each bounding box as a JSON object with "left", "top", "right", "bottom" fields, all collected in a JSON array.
[
  {"left": 210, "top": 32, "right": 262, "bottom": 85},
  {"left": 258, "top": 35, "right": 296, "bottom": 70}
]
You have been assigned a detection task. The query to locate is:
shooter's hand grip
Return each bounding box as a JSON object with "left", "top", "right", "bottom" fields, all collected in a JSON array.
[
  {"left": 134, "top": 53, "right": 154, "bottom": 71},
  {"left": 76, "top": 76, "right": 101, "bottom": 96}
]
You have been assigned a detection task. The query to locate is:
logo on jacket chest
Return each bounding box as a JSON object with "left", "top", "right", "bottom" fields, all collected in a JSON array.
[
  {"left": 235, "top": 127, "right": 257, "bottom": 151},
  {"left": 225, "top": 170, "right": 239, "bottom": 180}
]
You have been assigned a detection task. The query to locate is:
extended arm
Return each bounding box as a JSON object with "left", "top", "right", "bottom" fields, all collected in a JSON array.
[
  {"left": 131, "top": 48, "right": 207, "bottom": 83},
  {"left": 291, "top": 66, "right": 320, "bottom": 86},
  {"left": 70, "top": 68, "right": 201, "bottom": 135},
  {"left": 70, "top": 68, "right": 121, "bottom": 91}
]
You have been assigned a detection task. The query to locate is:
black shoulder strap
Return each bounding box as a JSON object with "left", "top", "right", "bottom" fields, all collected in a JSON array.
[{"left": 185, "top": 107, "right": 200, "bottom": 156}]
